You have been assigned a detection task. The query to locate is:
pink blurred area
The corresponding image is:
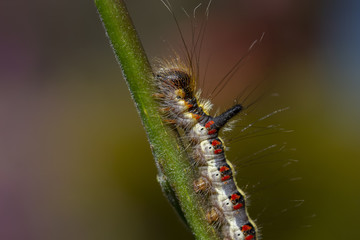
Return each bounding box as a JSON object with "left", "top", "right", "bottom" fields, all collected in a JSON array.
[{"left": 1, "top": 0, "right": 359, "bottom": 240}]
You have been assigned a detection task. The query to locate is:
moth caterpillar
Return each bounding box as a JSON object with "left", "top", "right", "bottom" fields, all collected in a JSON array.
[{"left": 155, "top": 63, "right": 257, "bottom": 240}]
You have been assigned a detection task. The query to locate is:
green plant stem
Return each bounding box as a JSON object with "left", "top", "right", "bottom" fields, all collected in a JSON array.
[{"left": 94, "top": 0, "right": 218, "bottom": 239}]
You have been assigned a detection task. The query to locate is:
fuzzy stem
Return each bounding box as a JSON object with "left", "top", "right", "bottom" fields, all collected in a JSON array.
[{"left": 94, "top": 0, "right": 218, "bottom": 239}]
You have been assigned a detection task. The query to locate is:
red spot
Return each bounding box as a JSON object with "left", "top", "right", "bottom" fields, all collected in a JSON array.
[
  {"left": 221, "top": 175, "right": 231, "bottom": 181},
  {"left": 231, "top": 194, "right": 240, "bottom": 200},
  {"left": 214, "top": 149, "right": 223, "bottom": 154},
  {"left": 192, "top": 114, "right": 200, "bottom": 120},
  {"left": 233, "top": 203, "right": 243, "bottom": 210},
  {"left": 205, "top": 120, "right": 214, "bottom": 129},
  {"left": 187, "top": 104, "right": 193, "bottom": 108},
  {"left": 208, "top": 129, "right": 217, "bottom": 135},
  {"left": 242, "top": 225, "right": 252, "bottom": 232},
  {"left": 245, "top": 235, "right": 254, "bottom": 240},
  {"left": 219, "top": 166, "right": 230, "bottom": 172},
  {"left": 211, "top": 140, "right": 221, "bottom": 146}
]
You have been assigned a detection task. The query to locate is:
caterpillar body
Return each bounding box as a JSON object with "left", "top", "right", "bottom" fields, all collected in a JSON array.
[{"left": 155, "top": 61, "right": 257, "bottom": 240}]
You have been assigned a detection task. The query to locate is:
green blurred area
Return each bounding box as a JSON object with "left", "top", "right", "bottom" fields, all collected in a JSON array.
[{"left": 0, "top": 0, "right": 359, "bottom": 240}]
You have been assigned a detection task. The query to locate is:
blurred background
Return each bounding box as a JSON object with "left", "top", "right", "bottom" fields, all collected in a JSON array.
[{"left": 1, "top": 0, "right": 359, "bottom": 239}]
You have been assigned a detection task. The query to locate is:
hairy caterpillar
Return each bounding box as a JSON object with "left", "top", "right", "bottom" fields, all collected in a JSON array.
[
  {"left": 155, "top": 60, "right": 257, "bottom": 240},
  {"left": 152, "top": 0, "right": 300, "bottom": 239}
]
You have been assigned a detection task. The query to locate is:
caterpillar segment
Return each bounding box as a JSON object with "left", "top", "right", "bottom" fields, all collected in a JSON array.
[
  {"left": 156, "top": 68, "right": 257, "bottom": 240},
  {"left": 222, "top": 221, "right": 256, "bottom": 240}
]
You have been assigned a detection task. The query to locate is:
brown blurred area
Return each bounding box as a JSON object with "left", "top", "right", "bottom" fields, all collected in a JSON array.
[{"left": 0, "top": 0, "right": 359, "bottom": 240}]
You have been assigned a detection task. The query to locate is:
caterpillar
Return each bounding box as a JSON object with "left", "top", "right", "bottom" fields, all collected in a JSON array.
[
  {"left": 150, "top": 1, "right": 290, "bottom": 239},
  {"left": 155, "top": 59, "right": 257, "bottom": 240}
]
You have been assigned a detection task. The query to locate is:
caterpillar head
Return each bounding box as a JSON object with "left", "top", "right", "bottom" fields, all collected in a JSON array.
[{"left": 156, "top": 69, "right": 194, "bottom": 99}]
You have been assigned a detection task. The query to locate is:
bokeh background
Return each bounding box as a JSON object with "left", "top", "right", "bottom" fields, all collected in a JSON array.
[{"left": 1, "top": 0, "right": 359, "bottom": 239}]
